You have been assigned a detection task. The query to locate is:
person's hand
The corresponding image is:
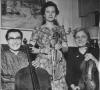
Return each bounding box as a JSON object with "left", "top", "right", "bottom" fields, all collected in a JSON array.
[
  {"left": 70, "top": 84, "right": 80, "bottom": 90},
  {"left": 55, "top": 43, "right": 62, "bottom": 50},
  {"left": 30, "top": 40, "right": 36, "bottom": 46},
  {"left": 61, "top": 42, "right": 68, "bottom": 52},
  {"left": 70, "top": 84, "right": 75, "bottom": 88},
  {"left": 32, "top": 60, "right": 40, "bottom": 68},
  {"left": 84, "top": 53, "right": 97, "bottom": 62}
]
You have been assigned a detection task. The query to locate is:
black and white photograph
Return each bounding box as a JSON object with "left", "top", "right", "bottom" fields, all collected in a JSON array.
[
  {"left": 0, "top": 0, "right": 100, "bottom": 90},
  {"left": 1, "top": 0, "right": 45, "bottom": 29}
]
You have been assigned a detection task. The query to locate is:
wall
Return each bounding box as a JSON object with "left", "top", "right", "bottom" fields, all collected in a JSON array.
[
  {"left": 48, "top": 0, "right": 81, "bottom": 29},
  {"left": 47, "top": 0, "right": 81, "bottom": 46},
  {"left": 0, "top": 29, "right": 32, "bottom": 44},
  {"left": 0, "top": 0, "right": 81, "bottom": 46}
]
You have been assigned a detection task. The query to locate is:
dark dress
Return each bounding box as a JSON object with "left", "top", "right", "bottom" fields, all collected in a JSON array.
[{"left": 63, "top": 47, "right": 99, "bottom": 90}]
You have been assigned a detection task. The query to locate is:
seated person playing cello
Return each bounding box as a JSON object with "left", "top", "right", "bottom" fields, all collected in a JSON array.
[
  {"left": 1, "top": 29, "right": 51, "bottom": 90},
  {"left": 1, "top": 29, "right": 29, "bottom": 90}
]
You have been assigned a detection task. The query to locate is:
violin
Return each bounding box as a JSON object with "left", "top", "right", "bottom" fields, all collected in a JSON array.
[{"left": 79, "top": 60, "right": 97, "bottom": 90}]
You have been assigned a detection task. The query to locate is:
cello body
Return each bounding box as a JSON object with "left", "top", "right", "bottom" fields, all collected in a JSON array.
[
  {"left": 15, "top": 66, "right": 52, "bottom": 90},
  {"left": 14, "top": 43, "right": 52, "bottom": 90}
]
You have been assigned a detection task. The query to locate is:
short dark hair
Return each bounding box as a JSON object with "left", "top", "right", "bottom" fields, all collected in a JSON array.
[
  {"left": 5, "top": 29, "right": 23, "bottom": 40},
  {"left": 73, "top": 27, "right": 91, "bottom": 41},
  {"left": 41, "top": 1, "right": 59, "bottom": 16}
]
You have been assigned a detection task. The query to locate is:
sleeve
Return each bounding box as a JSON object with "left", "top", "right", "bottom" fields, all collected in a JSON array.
[
  {"left": 93, "top": 47, "right": 99, "bottom": 60},
  {"left": 1, "top": 52, "right": 14, "bottom": 83},
  {"left": 66, "top": 68, "right": 73, "bottom": 87},
  {"left": 60, "top": 26, "right": 68, "bottom": 42},
  {"left": 59, "top": 26, "right": 68, "bottom": 52},
  {"left": 63, "top": 48, "right": 75, "bottom": 86},
  {"left": 1, "top": 51, "right": 8, "bottom": 75},
  {"left": 89, "top": 47, "right": 99, "bottom": 60}
]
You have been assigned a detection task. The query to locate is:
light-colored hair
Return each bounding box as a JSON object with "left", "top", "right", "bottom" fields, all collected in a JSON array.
[{"left": 73, "top": 27, "right": 91, "bottom": 42}]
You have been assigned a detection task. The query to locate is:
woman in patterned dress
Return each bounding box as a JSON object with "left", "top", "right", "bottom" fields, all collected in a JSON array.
[{"left": 30, "top": 1, "right": 68, "bottom": 90}]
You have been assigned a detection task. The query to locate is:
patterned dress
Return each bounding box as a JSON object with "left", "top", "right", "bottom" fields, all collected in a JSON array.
[{"left": 30, "top": 26, "right": 68, "bottom": 90}]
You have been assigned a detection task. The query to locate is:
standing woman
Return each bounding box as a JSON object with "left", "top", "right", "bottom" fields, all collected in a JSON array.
[
  {"left": 64, "top": 28, "right": 99, "bottom": 90},
  {"left": 30, "top": 1, "right": 68, "bottom": 90}
]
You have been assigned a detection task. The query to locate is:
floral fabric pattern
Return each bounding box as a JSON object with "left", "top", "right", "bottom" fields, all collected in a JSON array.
[{"left": 30, "top": 26, "right": 68, "bottom": 90}]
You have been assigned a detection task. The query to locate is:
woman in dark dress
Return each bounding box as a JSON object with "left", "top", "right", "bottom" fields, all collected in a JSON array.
[{"left": 64, "top": 28, "right": 99, "bottom": 90}]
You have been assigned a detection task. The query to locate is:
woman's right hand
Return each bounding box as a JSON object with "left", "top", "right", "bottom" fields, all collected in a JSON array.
[
  {"left": 32, "top": 59, "right": 40, "bottom": 68},
  {"left": 70, "top": 84, "right": 75, "bottom": 90}
]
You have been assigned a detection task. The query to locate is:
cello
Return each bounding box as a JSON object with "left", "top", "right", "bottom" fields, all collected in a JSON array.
[{"left": 15, "top": 39, "right": 52, "bottom": 90}]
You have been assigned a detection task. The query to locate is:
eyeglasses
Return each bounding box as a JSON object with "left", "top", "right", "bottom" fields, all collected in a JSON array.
[{"left": 8, "top": 37, "right": 22, "bottom": 41}]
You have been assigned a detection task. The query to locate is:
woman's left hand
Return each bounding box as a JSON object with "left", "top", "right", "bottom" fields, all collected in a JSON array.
[
  {"left": 84, "top": 53, "right": 97, "bottom": 61},
  {"left": 55, "top": 43, "right": 62, "bottom": 50}
]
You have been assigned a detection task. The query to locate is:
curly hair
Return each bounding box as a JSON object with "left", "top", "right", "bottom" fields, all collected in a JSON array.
[
  {"left": 41, "top": 1, "right": 59, "bottom": 25},
  {"left": 73, "top": 27, "right": 91, "bottom": 42},
  {"left": 41, "top": 1, "right": 59, "bottom": 16}
]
